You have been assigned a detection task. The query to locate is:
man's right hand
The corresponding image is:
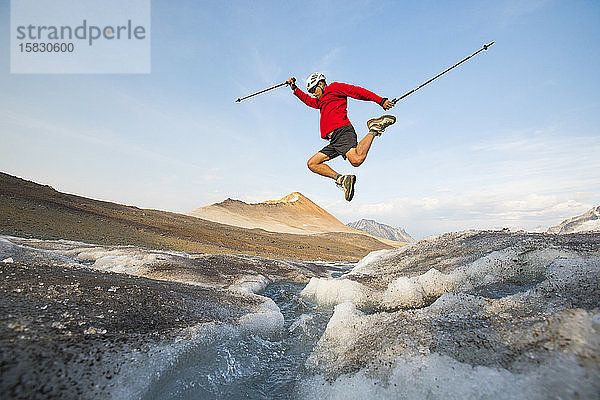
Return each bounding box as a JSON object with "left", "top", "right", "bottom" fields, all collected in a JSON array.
[{"left": 286, "top": 77, "right": 297, "bottom": 91}]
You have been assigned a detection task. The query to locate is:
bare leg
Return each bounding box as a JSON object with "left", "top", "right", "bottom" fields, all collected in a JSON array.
[
  {"left": 307, "top": 152, "right": 338, "bottom": 179},
  {"left": 345, "top": 132, "right": 375, "bottom": 167}
]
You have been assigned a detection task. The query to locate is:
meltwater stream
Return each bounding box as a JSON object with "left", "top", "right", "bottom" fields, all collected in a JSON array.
[{"left": 141, "top": 282, "right": 335, "bottom": 400}]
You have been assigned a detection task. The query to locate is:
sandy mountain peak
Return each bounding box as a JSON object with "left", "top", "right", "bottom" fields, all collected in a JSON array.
[
  {"left": 264, "top": 192, "right": 313, "bottom": 205},
  {"left": 277, "top": 192, "right": 305, "bottom": 203},
  {"left": 188, "top": 192, "right": 360, "bottom": 235}
]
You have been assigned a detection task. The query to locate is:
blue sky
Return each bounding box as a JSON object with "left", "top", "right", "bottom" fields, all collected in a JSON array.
[{"left": 1, "top": 0, "right": 599, "bottom": 239}]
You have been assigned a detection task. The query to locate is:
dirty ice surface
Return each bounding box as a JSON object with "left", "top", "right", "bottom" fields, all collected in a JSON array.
[
  {"left": 301, "top": 230, "right": 600, "bottom": 399},
  {"left": 2, "top": 231, "right": 600, "bottom": 399}
]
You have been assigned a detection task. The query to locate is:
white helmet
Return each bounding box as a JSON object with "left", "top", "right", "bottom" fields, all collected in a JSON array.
[{"left": 306, "top": 72, "right": 326, "bottom": 93}]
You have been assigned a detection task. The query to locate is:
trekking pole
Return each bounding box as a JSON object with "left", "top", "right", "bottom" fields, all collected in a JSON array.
[
  {"left": 391, "top": 42, "right": 494, "bottom": 104},
  {"left": 235, "top": 78, "right": 296, "bottom": 103}
]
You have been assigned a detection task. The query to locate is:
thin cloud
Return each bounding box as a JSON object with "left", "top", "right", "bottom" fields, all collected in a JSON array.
[
  {"left": 327, "top": 129, "right": 599, "bottom": 238},
  {"left": 0, "top": 109, "right": 219, "bottom": 180},
  {"left": 331, "top": 191, "right": 593, "bottom": 239},
  {"left": 501, "top": 0, "right": 553, "bottom": 18}
]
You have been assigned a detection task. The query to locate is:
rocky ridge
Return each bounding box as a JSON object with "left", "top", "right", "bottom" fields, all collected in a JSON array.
[
  {"left": 548, "top": 205, "right": 600, "bottom": 234},
  {"left": 347, "top": 219, "right": 415, "bottom": 243}
]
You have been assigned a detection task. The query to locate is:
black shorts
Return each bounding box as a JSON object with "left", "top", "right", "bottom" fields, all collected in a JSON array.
[{"left": 319, "top": 125, "right": 357, "bottom": 160}]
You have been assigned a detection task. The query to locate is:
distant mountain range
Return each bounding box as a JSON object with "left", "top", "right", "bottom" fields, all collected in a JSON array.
[
  {"left": 547, "top": 205, "right": 600, "bottom": 234},
  {"left": 0, "top": 173, "right": 396, "bottom": 261},
  {"left": 188, "top": 193, "right": 407, "bottom": 249},
  {"left": 347, "top": 219, "right": 415, "bottom": 243}
]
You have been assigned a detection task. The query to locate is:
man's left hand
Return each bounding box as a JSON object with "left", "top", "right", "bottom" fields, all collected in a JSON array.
[{"left": 382, "top": 100, "right": 395, "bottom": 110}]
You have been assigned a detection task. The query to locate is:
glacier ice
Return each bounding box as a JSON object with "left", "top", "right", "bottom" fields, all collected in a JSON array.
[
  {"left": 2, "top": 230, "right": 599, "bottom": 399},
  {"left": 300, "top": 230, "right": 600, "bottom": 399}
]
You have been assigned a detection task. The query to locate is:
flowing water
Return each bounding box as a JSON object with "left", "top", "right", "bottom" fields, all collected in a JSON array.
[{"left": 141, "top": 282, "right": 334, "bottom": 400}]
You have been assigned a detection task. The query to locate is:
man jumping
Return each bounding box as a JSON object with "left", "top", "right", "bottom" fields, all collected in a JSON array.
[{"left": 287, "top": 73, "right": 396, "bottom": 201}]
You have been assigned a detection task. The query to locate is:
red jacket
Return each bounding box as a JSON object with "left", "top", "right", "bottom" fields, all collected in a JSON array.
[{"left": 294, "top": 82, "right": 384, "bottom": 139}]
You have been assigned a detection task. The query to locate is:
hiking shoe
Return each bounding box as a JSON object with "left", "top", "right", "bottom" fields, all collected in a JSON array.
[
  {"left": 336, "top": 174, "right": 356, "bottom": 201},
  {"left": 367, "top": 115, "right": 396, "bottom": 136}
]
